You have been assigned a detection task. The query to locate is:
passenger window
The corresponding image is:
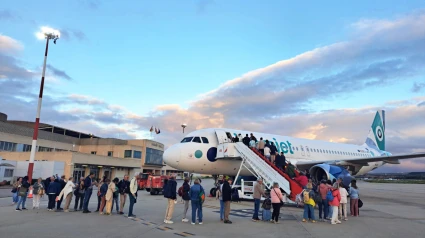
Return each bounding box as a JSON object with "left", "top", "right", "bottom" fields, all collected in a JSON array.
[
  {"left": 201, "top": 137, "right": 209, "bottom": 144},
  {"left": 181, "top": 137, "right": 193, "bottom": 143},
  {"left": 192, "top": 137, "right": 202, "bottom": 143}
]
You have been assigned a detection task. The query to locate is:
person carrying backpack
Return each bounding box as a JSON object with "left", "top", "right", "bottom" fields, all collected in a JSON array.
[
  {"left": 261, "top": 191, "right": 272, "bottom": 221},
  {"left": 328, "top": 183, "right": 341, "bottom": 225},
  {"left": 190, "top": 179, "right": 205, "bottom": 225},
  {"left": 181, "top": 177, "right": 191, "bottom": 222},
  {"left": 301, "top": 183, "right": 316, "bottom": 223}
]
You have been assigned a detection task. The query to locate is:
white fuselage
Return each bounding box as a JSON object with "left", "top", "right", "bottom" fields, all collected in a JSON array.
[{"left": 163, "top": 128, "right": 387, "bottom": 176}]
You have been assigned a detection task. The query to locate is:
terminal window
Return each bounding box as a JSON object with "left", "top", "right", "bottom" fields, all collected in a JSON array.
[
  {"left": 124, "top": 150, "right": 132, "bottom": 158},
  {"left": 133, "top": 150, "right": 142, "bottom": 159},
  {"left": 107, "top": 151, "right": 113, "bottom": 157},
  {"left": 91, "top": 151, "right": 97, "bottom": 155},
  {"left": 4, "top": 169, "right": 13, "bottom": 177},
  {"left": 146, "top": 148, "right": 163, "bottom": 165},
  {"left": 0, "top": 141, "right": 17, "bottom": 151}
]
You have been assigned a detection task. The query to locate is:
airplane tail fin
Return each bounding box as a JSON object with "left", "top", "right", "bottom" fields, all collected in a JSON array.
[{"left": 365, "top": 110, "right": 385, "bottom": 151}]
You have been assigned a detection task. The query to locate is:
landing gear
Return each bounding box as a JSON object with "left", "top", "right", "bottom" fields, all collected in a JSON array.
[
  {"left": 210, "top": 174, "right": 219, "bottom": 197},
  {"left": 210, "top": 187, "right": 217, "bottom": 197}
]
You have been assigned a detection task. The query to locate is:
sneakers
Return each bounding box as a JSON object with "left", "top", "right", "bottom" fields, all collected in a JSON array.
[
  {"left": 344, "top": 218, "right": 348, "bottom": 221},
  {"left": 199, "top": 222, "right": 203, "bottom": 225},
  {"left": 15, "top": 208, "right": 21, "bottom": 211},
  {"left": 302, "top": 219, "right": 307, "bottom": 222},
  {"left": 22, "top": 208, "right": 27, "bottom": 210},
  {"left": 252, "top": 219, "right": 258, "bottom": 222},
  {"left": 165, "top": 220, "right": 174, "bottom": 224},
  {"left": 82, "top": 210, "right": 91, "bottom": 213},
  {"left": 224, "top": 220, "right": 232, "bottom": 224},
  {"left": 64, "top": 210, "right": 69, "bottom": 212},
  {"left": 336, "top": 221, "right": 342, "bottom": 224},
  {"left": 128, "top": 215, "right": 136, "bottom": 218},
  {"left": 119, "top": 212, "right": 124, "bottom": 215},
  {"left": 191, "top": 223, "right": 196, "bottom": 225},
  {"left": 312, "top": 220, "right": 317, "bottom": 223},
  {"left": 182, "top": 218, "right": 189, "bottom": 223}
]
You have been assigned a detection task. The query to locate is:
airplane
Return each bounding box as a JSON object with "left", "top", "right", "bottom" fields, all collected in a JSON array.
[{"left": 163, "top": 110, "right": 425, "bottom": 194}]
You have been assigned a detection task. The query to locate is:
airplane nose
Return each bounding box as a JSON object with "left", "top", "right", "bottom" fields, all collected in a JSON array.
[{"left": 163, "top": 145, "right": 181, "bottom": 168}]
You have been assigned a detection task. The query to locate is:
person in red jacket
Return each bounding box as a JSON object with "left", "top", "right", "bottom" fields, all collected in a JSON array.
[
  {"left": 328, "top": 183, "right": 342, "bottom": 225},
  {"left": 294, "top": 172, "right": 308, "bottom": 188}
]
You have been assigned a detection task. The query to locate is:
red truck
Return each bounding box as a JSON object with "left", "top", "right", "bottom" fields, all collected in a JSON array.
[
  {"left": 137, "top": 173, "right": 150, "bottom": 190},
  {"left": 145, "top": 175, "right": 169, "bottom": 195}
]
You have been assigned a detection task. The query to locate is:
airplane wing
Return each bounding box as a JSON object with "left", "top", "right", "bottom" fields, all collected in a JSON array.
[{"left": 295, "top": 152, "right": 425, "bottom": 168}]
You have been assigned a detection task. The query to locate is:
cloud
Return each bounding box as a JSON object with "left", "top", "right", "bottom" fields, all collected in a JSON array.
[
  {"left": 0, "top": 35, "right": 23, "bottom": 54},
  {"left": 412, "top": 82, "right": 425, "bottom": 93},
  {"left": 46, "top": 64, "right": 72, "bottom": 80},
  {"left": 59, "top": 28, "right": 88, "bottom": 41},
  {"left": 0, "top": 10, "right": 19, "bottom": 21}
]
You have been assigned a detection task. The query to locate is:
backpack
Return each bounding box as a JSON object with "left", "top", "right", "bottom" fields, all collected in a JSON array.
[
  {"left": 178, "top": 186, "right": 184, "bottom": 197},
  {"left": 326, "top": 189, "right": 334, "bottom": 202},
  {"left": 199, "top": 188, "right": 205, "bottom": 204},
  {"left": 313, "top": 191, "right": 322, "bottom": 203},
  {"left": 303, "top": 190, "right": 310, "bottom": 203}
]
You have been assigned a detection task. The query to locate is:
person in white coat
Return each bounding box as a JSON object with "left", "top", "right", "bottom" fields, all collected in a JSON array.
[
  {"left": 339, "top": 186, "right": 348, "bottom": 221},
  {"left": 57, "top": 177, "right": 76, "bottom": 212}
]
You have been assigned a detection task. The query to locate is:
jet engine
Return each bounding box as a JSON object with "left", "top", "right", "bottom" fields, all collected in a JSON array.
[{"left": 309, "top": 164, "right": 352, "bottom": 187}]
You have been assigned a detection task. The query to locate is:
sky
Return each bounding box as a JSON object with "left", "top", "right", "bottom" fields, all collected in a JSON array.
[{"left": 1, "top": 0, "right": 425, "bottom": 173}]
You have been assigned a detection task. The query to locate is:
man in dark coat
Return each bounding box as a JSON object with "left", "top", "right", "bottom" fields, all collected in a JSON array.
[
  {"left": 56, "top": 175, "right": 66, "bottom": 211},
  {"left": 275, "top": 152, "right": 285, "bottom": 171},
  {"left": 242, "top": 134, "right": 250, "bottom": 147},
  {"left": 181, "top": 177, "right": 191, "bottom": 222},
  {"left": 164, "top": 174, "right": 177, "bottom": 224},
  {"left": 82, "top": 172, "right": 95, "bottom": 213},
  {"left": 47, "top": 177, "right": 60, "bottom": 211},
  {"left": 222, "top": 177, "right": 233, "bottom": 224}
]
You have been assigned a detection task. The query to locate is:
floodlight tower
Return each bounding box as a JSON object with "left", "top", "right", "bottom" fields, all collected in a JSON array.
[{"left": 27, "top": 28, "right": 60, "bottom": 183}]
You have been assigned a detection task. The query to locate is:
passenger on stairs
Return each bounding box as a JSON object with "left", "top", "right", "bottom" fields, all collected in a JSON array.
[
  {"left": 295, "top": 172, "right": 308, "bottom": 189},
  {"left": 238, "top": 133, "right": 243, "bottom": 143},
  {"left": 275, "top": 152, "right": 285, "bottom": 172},
  {"left": 258, "top": 138, "right": 265, "bottom": 155},
  {"left": 242, "top": 134, "right": 251, "bottom": 147},
  {"left": 270, "top": 142, "right": 278, "bottom": 164},
  {"left": 286, "top": 161, "right": 296, "bottom": 179},
  {"left": 264, "top": 146, "right": 271, "bottom": 162},
  {"left": 250, "top": 133, "right": 257, "bottom": 142}
]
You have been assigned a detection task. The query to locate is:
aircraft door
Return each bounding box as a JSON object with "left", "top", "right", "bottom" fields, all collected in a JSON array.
[
  {"left": 300, "top": 145, "right": 306, "bottom": 156},
  {"left": 215, "top": 130, "right": 230, "bottom": 144},
  {"left": 306, "top": 146, "right": 311, "bottom": 157}
]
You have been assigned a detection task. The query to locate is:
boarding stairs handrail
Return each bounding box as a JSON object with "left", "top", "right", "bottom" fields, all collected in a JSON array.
[{"left": 234, "top": 142, "right": 291, "bottom": 196}]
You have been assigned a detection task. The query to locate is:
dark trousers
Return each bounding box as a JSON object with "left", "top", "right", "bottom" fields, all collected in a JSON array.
[
  {"left": 96, "top": 196, "right": 101, "bottom": 211},
  {"left": 48, "top": 194, "right": 56, "bottom": 209},
  {"left": 272, "top": 203, "right": 281, "bottom": 222},
  {"left": 252, "top": 198, "right": 261, "bottom": 220},
  {"left": 56, "top": 195, "right": 63, "bottom": 209},
  {"left": 128, "top": 194, "right": 136, "bottom": 216},
  {"left": 83, "top": 189, "right": 92, "bottom": 211},
  {"left": 318, "top": 199, "right": 329, "bottom": 219},
  {"left": 259, "top": 149, "right": 264, "bottom": 155},
  {"left": 74, "top": 194, "right": 84, "bottom": 210},
  {"left": 111, "top": 196, "right": 119, "bottom": 212}
]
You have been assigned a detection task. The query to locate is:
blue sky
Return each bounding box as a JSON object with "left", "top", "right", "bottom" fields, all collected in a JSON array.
[{"left": 1, "top": 1, "right": 425, "bottom": 172}]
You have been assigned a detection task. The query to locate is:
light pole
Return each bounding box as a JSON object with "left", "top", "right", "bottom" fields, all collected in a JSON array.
[
  {"left": 181, "top": 124, "right": 187, "bottom": 133},
  {"left": 27, "top": 27, "right": 60, "bottom": 183}
]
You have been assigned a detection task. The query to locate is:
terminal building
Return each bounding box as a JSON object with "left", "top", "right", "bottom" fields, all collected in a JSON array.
[{"left": 0, "top": 112, "right": 181, "bottom": 182}]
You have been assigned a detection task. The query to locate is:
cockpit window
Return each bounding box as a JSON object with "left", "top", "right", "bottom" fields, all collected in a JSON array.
[
  {"left": 192, "top": 137, "right": 202, "bottom": 143},
  {"left": 181, "top": 137, "right": 193, "bottom": 143},
  {"left": 201, "top": 137, "right": 209, "bottom": 144}
]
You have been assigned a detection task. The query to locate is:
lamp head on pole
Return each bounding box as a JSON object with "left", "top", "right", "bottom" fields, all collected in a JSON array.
[
  {"left": 181, "top": 124, "right": 187, "bottom": 133},
  {"left": 36, "top": 26, "right": 60, "bottom": 43}
]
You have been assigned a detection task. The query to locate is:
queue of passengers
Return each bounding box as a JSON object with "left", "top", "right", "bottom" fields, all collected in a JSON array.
[{"left": 10, "top": 172, "right": 360, "bottom": 227}]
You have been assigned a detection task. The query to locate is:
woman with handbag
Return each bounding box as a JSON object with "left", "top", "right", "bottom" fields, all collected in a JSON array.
[
  {"left": 32, "top": 177, "right": 45, "bottom": 209},
  {"left": 11, "top": 177, "right": 21, "bottom": 205},
  {"left": 270, "top": 182, "right": 284, "bottom": 224},
  {"left": 16, "top": 176, "right": 30, "bottom": 211}
]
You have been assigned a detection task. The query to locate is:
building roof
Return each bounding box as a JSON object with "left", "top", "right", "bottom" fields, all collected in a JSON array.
[{"left": 7, "top": 121, "right": 100, "bottom": 139}]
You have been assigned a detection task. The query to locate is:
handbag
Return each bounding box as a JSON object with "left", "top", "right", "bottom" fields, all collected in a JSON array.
[
  {"left": 38, "top": 187, "right": 45, "bottom": 196},
  {"left": 272, "top": 188, "right": 284, "bottom": 207},
  {"left": 18, "top": 187, "right": 27, "bottom": 197},
  {"left": 358, "top": 198, "right": 363, "bottom": 208}
]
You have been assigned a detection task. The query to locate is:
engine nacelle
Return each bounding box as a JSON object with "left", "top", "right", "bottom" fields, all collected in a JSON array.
[{"left": 310, "top": 164, "right": 352, "bottom": 187}]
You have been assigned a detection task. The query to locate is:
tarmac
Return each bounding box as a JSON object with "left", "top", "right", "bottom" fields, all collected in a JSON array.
[{"left": 0, "top": 180, "right": 424, "bottom": 238}]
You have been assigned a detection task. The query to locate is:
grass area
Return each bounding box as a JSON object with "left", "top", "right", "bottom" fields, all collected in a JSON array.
[{"left": 364, "top": 179, "right": 425, "bottom": 184}]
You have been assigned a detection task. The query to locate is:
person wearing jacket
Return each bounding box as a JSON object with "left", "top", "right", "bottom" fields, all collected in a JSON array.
[
  {"left": 56, "top": 175, "right": 67, "bottom": 211},
  {"left": 216, "top": 181, "right": 224, "bottom": 221},
  {"left": 16, "top": 176, "right": 30, "bottom": 211},
  {"left": 12, "top": 178, "right": 21, "bottom": 205},
  {"left": 339, "top": 183, "right": 348, "bottom": 221},
  {"left": 82, "top": 172, "right": 95, "bottom": 213},
  {"left": 270, "top": 142, "right": 278, "bottom": 164},
  {"left": 111, "top": 178, "right": 120, "bottom": 214},
  {"left": 128, "top": 172, "right": 139, "bottom": 218},
  {"left": 349, "top": 180, "right": 360, "bottom": 217},
  {"left": 190, "top": 179, "right": 204, "bottom": 225},
  {"left": 270, "top": 182, "right": 283, "bottom": 224},
  {"left": 294, "top": 173, "right": 308, "bottom": 188},
  {"left": 58, "top": 177, "right": 76, "bottom": 212},
  {"left": 99, "top": 179, "right": 109, "bottom": 215},
  {"left": 258, "top": 138, "right": 265, "bottom": 155},
  {"left": 47, "top": 177, "right": 61, "bottom": 211},
  {"left": 242, "top": 134, "right": 250, "bottom": 147},
  {"left": 105, "top": 178, "right": 118, "bottom": 215},
  {"left": 252, "top": 178, "right": 266, "bottom": 222},
  {"left": 32, "top": 177, "right": 44, "bottom": 209},
  {"left": 301, "top": 183, "right": 316, "bottom": 223},
  {"left": 118, "top": 175, "right": 130, "bottom": 215},
  {"left": 329, "top": 183, "right": 342, "bottom": 225},
  {"left": 163, "top": 174, "right": 177, "bottom": 224},
  {"left": 182, "top": 177, "right": 191, "bottom": 223},
  {"left": 222, "top": 177, "right": 233, "bottom": 224},
  {"left": 74, "top": 177, "right": 85, "bottom": 211}
]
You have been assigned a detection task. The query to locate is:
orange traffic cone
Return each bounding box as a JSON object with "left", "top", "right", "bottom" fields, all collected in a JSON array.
[{"left": 27, "top": 188, "right": 33, "bottom": 198}]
